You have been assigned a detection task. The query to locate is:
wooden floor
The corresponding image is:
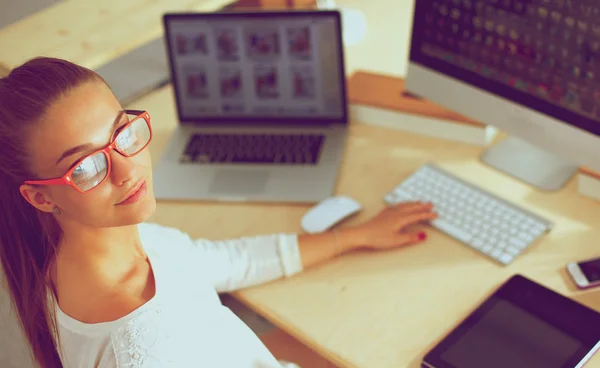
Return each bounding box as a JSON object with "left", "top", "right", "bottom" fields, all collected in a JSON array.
[{"left": 259, "top": 328, "right": 338, "bottom": 368}]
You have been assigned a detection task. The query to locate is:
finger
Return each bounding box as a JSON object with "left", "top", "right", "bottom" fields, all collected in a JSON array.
[
  {"left": 393, "top": 206, "right": 436, "bottom": 219},
  {"left": 393, "top": 201, "right": 434, "bottom": 213},
  {"left": 395, "top": 231, "right": 428, "bottom": 246},
  {"left": 398, "top": 211, "right": 438, "bottom": 227}
]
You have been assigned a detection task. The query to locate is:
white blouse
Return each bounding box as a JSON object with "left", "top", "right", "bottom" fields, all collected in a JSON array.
[{"left": 53, "top": 222, "right": 303, "bottom": 368}]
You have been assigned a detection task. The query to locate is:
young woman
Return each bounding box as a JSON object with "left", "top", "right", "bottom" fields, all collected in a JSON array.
[{"left": 0, "top": 57, "right": 437, "bottom": 368}]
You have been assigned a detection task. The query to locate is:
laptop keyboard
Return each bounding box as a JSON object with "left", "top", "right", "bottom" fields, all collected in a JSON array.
[{"left": 180, "top": 133, "right": 325, "bottom": 164}]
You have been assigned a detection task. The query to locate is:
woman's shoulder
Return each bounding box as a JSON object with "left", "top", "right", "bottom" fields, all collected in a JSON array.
[
  {"left": 137, "top": 222, "right": 194, "bottom": 253},
  {"left": 138, "top": 222, "right": 190, "bottom": 241}
]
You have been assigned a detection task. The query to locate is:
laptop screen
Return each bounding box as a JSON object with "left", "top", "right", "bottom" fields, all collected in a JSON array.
[{"left": 164, "top": 11, "right": 346, "bottom": 123}]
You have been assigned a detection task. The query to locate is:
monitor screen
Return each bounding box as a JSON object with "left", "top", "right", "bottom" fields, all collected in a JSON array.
[
  {"left": 440, "top": 298, "right": 583, "bottom": 368},
  {"left": 165, "top": 13, "right": 345, "bottom": 122},
  {"left": 410, "top": 1, "right": 600, "bottom": 137}
]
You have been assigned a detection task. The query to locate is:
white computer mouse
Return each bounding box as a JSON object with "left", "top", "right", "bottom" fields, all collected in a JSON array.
[{"left": 301, "top": 195, "right": 362, "bottom": 234}]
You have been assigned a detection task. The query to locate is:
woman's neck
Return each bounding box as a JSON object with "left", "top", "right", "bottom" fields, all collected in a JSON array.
[
  {"left": 52, "top": 222, "right": 147, "bottom": 294},
  {"left": 50, "top": 222, "right": 155, "bottom": 322}
]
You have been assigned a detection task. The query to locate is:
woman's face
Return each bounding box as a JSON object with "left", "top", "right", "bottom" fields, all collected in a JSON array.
[{"left": 20, "top": 81, "right": 156, "bottom": 227}]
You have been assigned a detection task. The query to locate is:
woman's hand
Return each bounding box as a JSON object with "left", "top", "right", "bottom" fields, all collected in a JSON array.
[
  {"left": 341, "top": 202, "right": 438, "bottom": 252},
  {"left": 297, "top": 202, "right": 437, "bottom": 269}
]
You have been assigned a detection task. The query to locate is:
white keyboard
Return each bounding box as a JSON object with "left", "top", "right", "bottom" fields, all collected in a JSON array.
[{"left": 384, "top": 164, "right": 553, "bottom": 265}]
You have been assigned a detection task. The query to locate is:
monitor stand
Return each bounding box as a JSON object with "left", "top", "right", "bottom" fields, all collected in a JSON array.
[{"left": 481, "top": 137, "right": 579, "bottom": 191}]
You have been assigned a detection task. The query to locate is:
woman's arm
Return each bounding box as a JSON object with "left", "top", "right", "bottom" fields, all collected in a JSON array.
[
  {"left": 191, "top": 234, "right": 299, "bottom": 292},
  {"left": 191, "top": 202, "right": 436, "bottom": 293}
]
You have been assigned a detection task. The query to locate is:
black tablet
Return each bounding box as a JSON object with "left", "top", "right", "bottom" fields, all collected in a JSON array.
[{"left": 423, "top": 275, "right": 600, "bottom": 368}]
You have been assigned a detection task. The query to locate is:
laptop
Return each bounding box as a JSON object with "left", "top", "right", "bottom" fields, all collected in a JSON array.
[{"left": 154, "top": 10, "right": 349, "bottom": 203}]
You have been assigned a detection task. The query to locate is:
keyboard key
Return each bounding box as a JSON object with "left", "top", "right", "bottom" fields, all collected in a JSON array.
[
  {"left": 530, "top": 224, "right": 547, "bottom": 236},
  {"left": 392, "top": 189, "right": 414, "bottom": 202},
  {"left": 529, "top": 228, "right": 545, "bottom": 237},
  {"left": 505, "top": 245, "right": 521, "bottom": 255},
  {"left": 509, "top": 237, "right": 529, "bottom": 249},
  {"left": 482, "top": 244, "right": 494, "bottom": 254},
  {"left": 518, "top": 232, "right": 535, "bottom": 243},
  {"left": 384, "top": 193, "right": 398, "bottom": 204},
  {"left": 432, "top": 218, "right": 473, "bottom": 243},
  {"left": 498, "top": 253, "right": 514, "bottom": 264}
]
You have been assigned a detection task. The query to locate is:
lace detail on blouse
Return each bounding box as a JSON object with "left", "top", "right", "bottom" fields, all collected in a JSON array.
[{"left": 111, "top": 305, "right": 174, "bottom": 368}]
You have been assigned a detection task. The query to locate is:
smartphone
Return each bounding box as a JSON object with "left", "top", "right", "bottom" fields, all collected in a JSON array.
[{"left": 567, "top": 257, "right": 600, "bottom": 289}]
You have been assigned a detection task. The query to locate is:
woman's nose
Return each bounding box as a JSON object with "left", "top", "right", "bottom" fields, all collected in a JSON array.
[{"left": 109, "top": 149, "right": 138, "bottom": 186}]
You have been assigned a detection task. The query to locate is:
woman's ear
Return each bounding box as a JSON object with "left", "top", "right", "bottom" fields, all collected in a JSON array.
[{"left": 19, "top": 184, "right": 55, "bottom": 213}]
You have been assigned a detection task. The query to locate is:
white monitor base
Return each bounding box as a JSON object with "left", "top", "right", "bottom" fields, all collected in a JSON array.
[{"left": 481, "top": 137, "right": 578, "bottom": 191}]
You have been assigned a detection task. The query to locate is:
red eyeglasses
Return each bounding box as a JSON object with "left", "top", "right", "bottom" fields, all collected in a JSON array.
[{"left": 24, "top": 110, "right": 152, "bottom": 193}]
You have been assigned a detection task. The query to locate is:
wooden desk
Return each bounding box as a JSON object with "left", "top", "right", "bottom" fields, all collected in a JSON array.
[
  {"left": 130, "top": 83, "right": 600, "bottom": 368},
  {"left": 0, "top": 0, "right": 232, "bottom": 72},
  {"left": 124, "top": 1, "right": 600, "bottom": 367}
]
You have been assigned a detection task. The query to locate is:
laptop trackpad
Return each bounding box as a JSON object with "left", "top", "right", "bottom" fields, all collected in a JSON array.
[{"left": 208, "top": 170, "right": 269, "bottom": 195}]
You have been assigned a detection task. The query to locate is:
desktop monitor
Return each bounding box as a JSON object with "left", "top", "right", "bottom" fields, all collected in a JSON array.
[{"left": 406, "top": 0, "right": 600, "bottom": 191}]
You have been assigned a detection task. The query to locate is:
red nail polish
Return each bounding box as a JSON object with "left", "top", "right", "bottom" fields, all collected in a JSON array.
[{"left": 418, "top": 232, "right": 427, "bottom": 241}]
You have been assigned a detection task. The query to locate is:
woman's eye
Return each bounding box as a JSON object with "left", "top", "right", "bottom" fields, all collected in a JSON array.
[
  {"left": 116, "top": 121, "right": 129, "bottom": 134},
  {"left": 117, "top": 130, "right": 132, "bottom": 144}
]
